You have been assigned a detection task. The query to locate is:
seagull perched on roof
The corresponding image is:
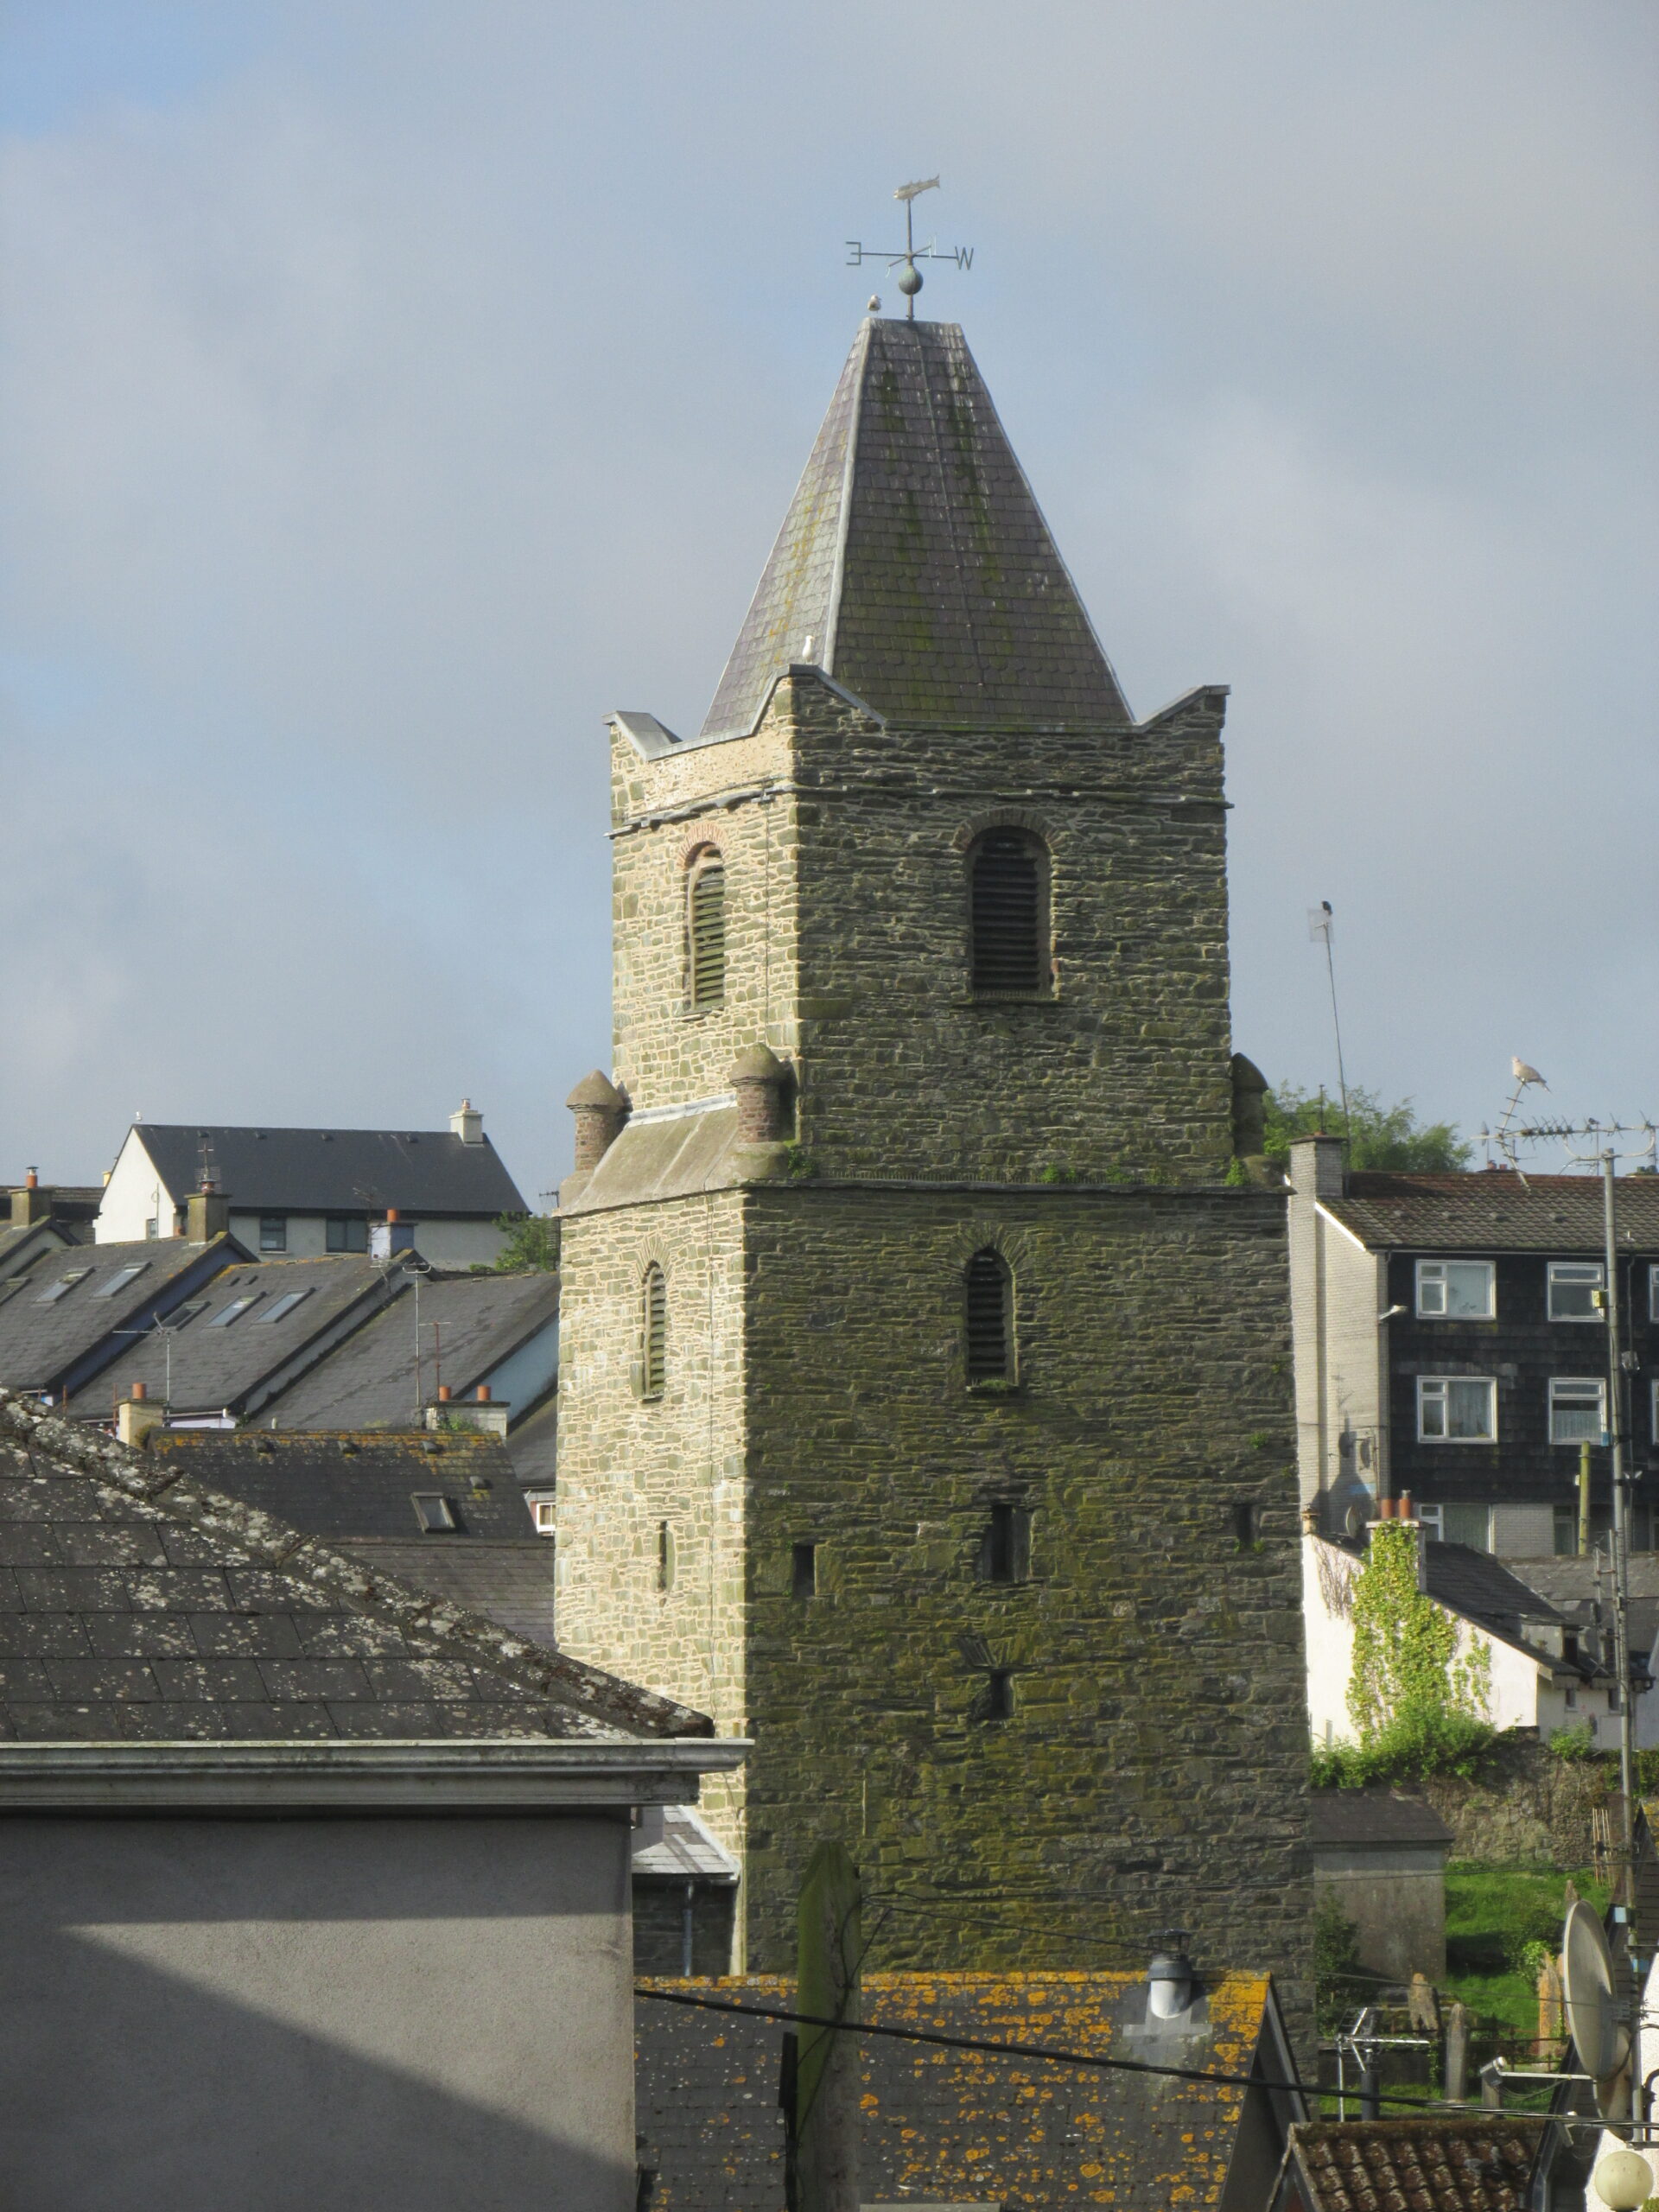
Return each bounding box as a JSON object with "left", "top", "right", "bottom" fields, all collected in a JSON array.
[{"left": 1512, "top": 1058, "right": 1548, "bottom": 1089}]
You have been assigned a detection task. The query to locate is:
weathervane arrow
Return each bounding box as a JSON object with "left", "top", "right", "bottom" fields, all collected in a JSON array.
[{"left": 846, "top": 176, "right": 975, "bottom": 319}]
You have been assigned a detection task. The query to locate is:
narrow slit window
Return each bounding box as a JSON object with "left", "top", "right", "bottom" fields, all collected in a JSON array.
[
  {"left": 980, "top": 1503, "right": 1031, "bottom": 1584},
  {"left": 640, "top": 1263, "right": 666, "bottom": 1399},
  {"left": 791, "top": 1541, "right": 817, "bottom": 1600},
  {"left": 969, "top": 830, "right": 1046, "bottom": 995},
  {"left": 986, "top": 1669, "right": 1016, "bottom": 1721},
  {"left": 965, "top": 1249, "right": 1013, "bottom": 1382},
  {"left": 689, "top": 858, "right": 727, "bottom": 1008},
  {"left": 1231, "top": 1501, "right": 1261, "bottom": 1549},
  {"left": 657, "top": 1520, "right": 676, "bottom": 1593}
]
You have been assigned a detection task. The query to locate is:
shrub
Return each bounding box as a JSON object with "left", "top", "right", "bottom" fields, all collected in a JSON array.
[{"left": 1548, "top": 1721, "right": 1600, "bottom": 1763}]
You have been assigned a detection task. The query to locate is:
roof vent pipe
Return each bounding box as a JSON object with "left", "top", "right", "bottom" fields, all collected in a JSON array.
[{"left": 1147, "top": 1930, "right": 1194, "bottom": 2019}]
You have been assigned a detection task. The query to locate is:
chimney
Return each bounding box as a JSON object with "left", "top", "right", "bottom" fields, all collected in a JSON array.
[
  {"left": 117, "top": 1384, "right": 166, "bottom": 1448},
  {"left": 425, "top": 1387, "right": 510, "bottom": 1440},
  {"left": 370, "top": 1209, "right": 417, "bottom": 1262},
  {"left": 450, "top": 1098, "right": 485, "bottom": 1146},
  {"left": 186, "top": 1182, "right": 230, "bottom": 1242},
  {"left": 1287, "top": 1133, "right": 1346, "bottom": 1202},
  {"left": 566, "top": 1071, "right": 627, "bottom": 1172},
  {"left": 10, "top": 1169, "right": 50, "bottom": 1230}
]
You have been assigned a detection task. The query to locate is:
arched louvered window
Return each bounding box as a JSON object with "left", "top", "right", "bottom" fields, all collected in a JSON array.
[
  {"left": 965, "top": 1248, "right": 1014, "bottom": 1383},
  {"left": 688, "top": 855, "right": 727, "bottom": 1008},
  {"left": 969, "top": 830, "right": 1047, "bottom": 995},
  {"left": 639, "top": 1263, "right": 666, "bottom": 1400}
]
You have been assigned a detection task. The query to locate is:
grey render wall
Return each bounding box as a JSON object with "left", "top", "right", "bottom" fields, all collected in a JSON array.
[
  {"left": 0, "top": 1813, "right": 637, "bottom": 2212},
  {"left": 1288, "top": 1160, "right": 1387, "bottom": 1527},
  {"left": 1313, "top": 1845, "right": 1447, "bottom": 1981}
]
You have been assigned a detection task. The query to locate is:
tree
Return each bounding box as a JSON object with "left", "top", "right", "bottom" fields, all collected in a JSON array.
[
  {"left": 1263, "top": 1082, "right": 1471, "bottom": 1173},
  {"left": 474, "top": 1212, "right": 560, "bottom": 1274}
]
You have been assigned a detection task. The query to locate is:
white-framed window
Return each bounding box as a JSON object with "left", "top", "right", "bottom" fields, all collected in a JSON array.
[
  {"left": 1414, "top": 1502, "right": 1445, "bottom": 1541},
  {"left": 1415, "top": 1259, "right": 1496, "bottom": 1319},
  {"left": 259, "top": 1215, "right": 287, "bottom": 1252},
  {"left": 1649, "top": 1264, "right": 1659, "bottom": 1324},
  {"left": 528, "top": 1496, "right": 556, "bottom": 1536},
  {"left": 1418, "top": 1376, "right": 1497, "bottom": 1441},
  {"left": 1549, "top": 1376, "right": 1606, "bottom": 1445},
  {"left": 1548, "top": 1261, "right": 1604, "bottom": 1321}
]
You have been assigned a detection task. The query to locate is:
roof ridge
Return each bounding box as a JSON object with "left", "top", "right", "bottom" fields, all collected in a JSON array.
[{"left": 0, "top": 1391, "right": 709, "bottom": 1740}]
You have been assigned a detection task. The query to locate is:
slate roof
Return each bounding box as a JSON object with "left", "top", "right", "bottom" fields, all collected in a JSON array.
[
  {"left": 62, "top": 1255, "right": 410, "bottom": 1423},
  {"left": 566, "top": 1108, "right": 743, "bottom": 1213},
  {"left": 1281, "top": 2117, "right": 1545, "bottom": 2212},
  {"left": 636, "top": 1969, "right": 1295, "bottom": 2211},
  {"left": 124, "top": 1123, "right": 526, "bottom": 1217},
  {"left": 1307, "top": 1790, "right": 1453, "bottom": 1850},
  {"left": 697, "top": 318, "right": 1131, "bottom": 739},
  {"left": 503, "top": 1390, "right": 558, "bottom": 1493},
  {"left": 0, "top": 1391, "right": 708, "bottom": 1743},
  {"left": 1326, "top": 1171, "right": 1659, "bottom": 1254},
  {"left": 263, "top": 1271, "right": 558, "bottom": 1429},
  {"left": 632, "top": 1803, "right": 741, "bottom": 1883},
  {"left": 1423, "top": 1541, "right": 1570, "bottom": 1642},
  {"left": 0, "top": 1218, "right": 86, "bottom": 1281},
  {"left": 0, "top": 1238, "right": 238, "bottom": 1396},
  {"left": 332, "top": 1539, "right": 555, "bottom": 1649},
  {"left": 145, "top": 1432, "right": 536, "bottom": 1540}
]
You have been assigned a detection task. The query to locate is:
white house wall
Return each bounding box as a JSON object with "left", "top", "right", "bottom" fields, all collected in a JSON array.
[
  {"left": 96, "top": 1135, "right": 173, "bottom": 1244},
  {"left": 1301, "top": 1533, "right": 1572, "bottom": 1745},
  {"left": 1287, "top": 1169, "right": 1388, "bottom": 1529}
]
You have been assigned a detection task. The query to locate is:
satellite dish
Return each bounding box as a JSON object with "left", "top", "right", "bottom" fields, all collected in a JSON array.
[{"left": 1562, "top": 1899, "right": 1630, "bottom": 2104}]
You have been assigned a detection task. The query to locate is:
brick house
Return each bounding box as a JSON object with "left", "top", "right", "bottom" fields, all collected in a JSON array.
[{"left": 550, "top": 312, "right": 1313, "bottom": 2029}]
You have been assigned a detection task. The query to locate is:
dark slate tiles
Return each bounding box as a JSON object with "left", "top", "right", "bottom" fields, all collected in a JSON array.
[{"left": 699, "top": 317, "right": 1131, "bottom": 739}]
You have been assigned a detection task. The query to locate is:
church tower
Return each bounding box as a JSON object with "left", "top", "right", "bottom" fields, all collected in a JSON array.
[{"left": 554, "top": 316, "right": 1310, "bottom": 2018}]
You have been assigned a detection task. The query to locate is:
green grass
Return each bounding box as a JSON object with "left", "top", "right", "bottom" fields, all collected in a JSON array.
[{"left": 1442, "top": 1860, "right": 1610, "bottom": 2042}]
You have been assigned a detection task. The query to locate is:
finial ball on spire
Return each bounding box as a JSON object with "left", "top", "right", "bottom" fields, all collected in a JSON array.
[{"left": 897, "top": 259, "right": 923, "bottom": 297}]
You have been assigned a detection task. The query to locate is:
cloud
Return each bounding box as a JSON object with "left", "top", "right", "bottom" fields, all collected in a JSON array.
[{"left": 0, "top": 0, "right": 1654, "bottom": 1193}]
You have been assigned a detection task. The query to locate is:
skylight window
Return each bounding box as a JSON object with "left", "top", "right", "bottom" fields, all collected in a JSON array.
[
  {"left": 156, "top": 1300, "right": 207, "bottom": 1330},
  {"left": 208, "top": 1296, "right": 258, "bottom": 1329},
  {"left": 411, "top": 1493, "right": 458, "bottom": 1533},
  {"left": 93, "top": 1262, "right": 150, "bottom": 1300},
  {"left": 35, "top": 1270, "right": 92, "bottom": 1305},
  {"left": 259, "top": 1290, "right": 314, "bottom": 1325}
]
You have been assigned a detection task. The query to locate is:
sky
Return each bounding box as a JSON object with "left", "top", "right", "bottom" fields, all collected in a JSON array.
[{"left": 2, "top": 0, "right": 1655, "bottom": 1202}]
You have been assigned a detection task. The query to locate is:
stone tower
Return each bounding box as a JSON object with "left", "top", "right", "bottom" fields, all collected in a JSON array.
[{"left": 555, "top": 317, "right": 1311, "bottom": 2019}]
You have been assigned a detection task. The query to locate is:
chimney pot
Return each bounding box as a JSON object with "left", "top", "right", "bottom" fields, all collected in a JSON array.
[
  {"left": 385, "top": 1207, "right": 400, "bottom": 1223},
  {"left": 1398, "top": 1491, "right": 1414, "bottom": 1522},
  {"left": 24, "top": 1170, "right": 38, "bottom": 1190},
  {"left": 131, "top": 1382, "right": 147, "bottom": 1402},
  {"left": 475, "top": 1385, "right": 491, "bottom": 1402},
  {"left": 436, "top": 1384, "right": 452, "bottom": 1402}
]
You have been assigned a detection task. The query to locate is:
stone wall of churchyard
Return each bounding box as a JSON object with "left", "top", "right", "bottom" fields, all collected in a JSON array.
[
  {"left": 552, "top": 1190, "right": 750, "bottom": 1858},
  {"left": 607, "top": 674, "right": 1239, "bottom": 1179},
  {"left": 609, "top": 709, "right": 802, "bottom": 1114},
  {"left": 738, "top": 1179, "right": 1313, "bottom": 2049},
  {"left": 785, "top": 674, "right": 1237, "bottom": 1183}
]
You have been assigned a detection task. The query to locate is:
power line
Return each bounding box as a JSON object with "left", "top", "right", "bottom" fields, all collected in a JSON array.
[{"left": 635, "top": 1984, "right": 1516, "bottom": 2117}]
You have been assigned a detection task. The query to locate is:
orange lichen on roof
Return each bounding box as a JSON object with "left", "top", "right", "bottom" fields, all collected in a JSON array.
[{"left": 638, "top": 1969, "right": 1278, "bottom": 2210}]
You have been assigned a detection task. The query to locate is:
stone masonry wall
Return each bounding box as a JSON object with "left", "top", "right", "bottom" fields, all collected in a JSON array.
[
  {"left": 610, "top": 711, "right": 801, "bottom": 1113},
  {"left": 740, "top": 1179, "right": 1313, "bottom": 2042},
  {"left": 553, "top": 1190, "right": 750, "bottom": 1859},
  {"left": 607, "top": 673, "right": 1236, "bottom": 1179}
]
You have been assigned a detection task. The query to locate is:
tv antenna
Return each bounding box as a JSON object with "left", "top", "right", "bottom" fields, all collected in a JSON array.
[
  {"left": 1306, "top": 902, "right": 1351, "bottom": 1131},
  {"left": 846, "top": 177, "right": 974, "bottom": 320}
]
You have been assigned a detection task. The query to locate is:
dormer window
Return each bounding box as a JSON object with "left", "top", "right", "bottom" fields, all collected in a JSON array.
[
  {"left": 688, "top": 853, "right": 726, "bottom": 1008},
  {"left": 969, "top": 830, "right": 1049, "bottom": 997}
]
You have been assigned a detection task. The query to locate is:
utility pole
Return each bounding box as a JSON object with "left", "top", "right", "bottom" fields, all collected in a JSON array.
[
  {"left": 1501, "top": 1109, "right": 1656, "bottom": 1883},
  {"left": 791, "top": 1841, "right": 862, "bottom": 2212}
]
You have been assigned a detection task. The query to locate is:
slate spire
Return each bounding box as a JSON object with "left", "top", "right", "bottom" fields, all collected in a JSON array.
[{"left": 700, "top": 316, "right": 1130, "bottom": 737}]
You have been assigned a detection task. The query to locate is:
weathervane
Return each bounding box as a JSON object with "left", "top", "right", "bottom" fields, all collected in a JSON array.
[{"left": 846, "top": 177, "right": 974, "bottom": 321}]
